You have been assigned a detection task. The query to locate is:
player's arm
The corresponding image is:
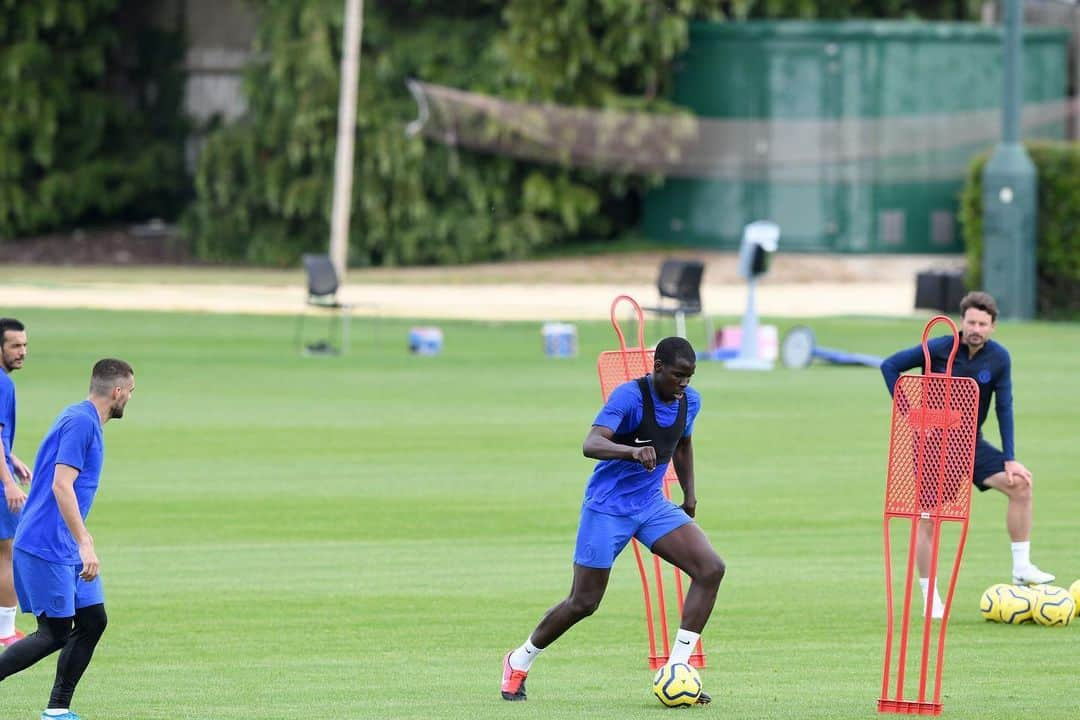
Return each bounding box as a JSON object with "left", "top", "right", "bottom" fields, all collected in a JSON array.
[
  {"left": 0, "top": 429, "right": 26, "bottom": 512},
  {"left": 671, "top": 434, "right": 696, "bottom": 517},
  {"left": 8, "top": 452, "right": 30, "bottom": 483},
  {"left": 52, "top": 463, "right": 99, "bottom": 581},
  {"left": 583, "top": 425, "right": 656, "bottom": 471},
  {"left": 993, "top": 353, "right": 1030, "bottom": 485},
  {"left": 879, "top": 344, "right": 925, "bottom": 396}
]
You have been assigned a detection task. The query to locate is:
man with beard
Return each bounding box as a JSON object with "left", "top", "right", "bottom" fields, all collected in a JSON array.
[
  {"left": 0, "top": 359, "right": 135, "bottom": 720},
  {"left": 0, "top": 318, "right": 33, "bottom": 648},
  {"left": 881, "top": 291, "right": 1053, "bottom": 620}
]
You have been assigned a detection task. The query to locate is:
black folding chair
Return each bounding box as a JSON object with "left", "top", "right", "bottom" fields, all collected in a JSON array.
[
  {"left": 642, "top": 259, "right": 713, "bottom": 349},
  {"left": 295, "top": 254, "right": 351, "bottom": 356}
]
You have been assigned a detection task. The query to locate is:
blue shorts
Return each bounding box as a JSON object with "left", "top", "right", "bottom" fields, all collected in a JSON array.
[
  {"left": 13, "top": 548, "right": 105, "bottom": 618},
  {"left": 0, "top": 501, "right": 17, "bottom": 540},
  {"left": 574, "top": 499, "right": 693, "bottom": 569},
  {"left": 973, "top": 437, "right": 1007, "bottom": 491},
  {"left": 0, "top": 466, "right": 21, "bottom": 539}
]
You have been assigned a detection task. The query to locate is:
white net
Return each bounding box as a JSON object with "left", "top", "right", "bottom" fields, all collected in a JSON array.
[{"left": 406, "top": 80, "right": 1077, "bottom": 183}]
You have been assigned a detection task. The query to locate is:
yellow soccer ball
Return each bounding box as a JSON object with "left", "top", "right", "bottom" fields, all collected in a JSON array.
[
  {"left": 1032, "top": 585, "right": 1076, "bottom": 627},
  {"left": 997, "top": 585, "right": 1037, "bottom": 625},
  {"left": 979, "top": 583, "right": 1010, "bottom": 622},
  {"left": 1069, "top": 579, "right": 1080, "bottom": 618},
  {"left": 652, "top": 662, "right": 702, "bottom": 707}
]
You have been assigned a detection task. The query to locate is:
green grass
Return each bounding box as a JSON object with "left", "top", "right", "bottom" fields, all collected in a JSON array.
[{"left": 1, "top": 309, "right": 1078, "bottom": 719}]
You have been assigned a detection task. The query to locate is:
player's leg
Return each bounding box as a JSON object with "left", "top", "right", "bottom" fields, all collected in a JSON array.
[
  {"left": 0, "top": 535, "right": 23, "bottom": 646},
  {"left": 973, "top": 439, "right": 1053, "bottom": 584},
  {"left": 0, "top": 614, "right": 72, "bottom": 680},
  {"left": 502, "top": 564, "right": 612, "bottom": 701},
  {"left": 0, "top": 549, "right": 76, "bottom": 682},
  {"left": 502, "top": 507, "right": 630, "bottom": 701},
  {"left": 47, "top": 603, "right": 107, "bottom": 714},
  {"left": 914, "top": 520, "right": 945, "bottom": 619},
  {"left": 644, "top": 505, "right": 724, "bottom": 706}
]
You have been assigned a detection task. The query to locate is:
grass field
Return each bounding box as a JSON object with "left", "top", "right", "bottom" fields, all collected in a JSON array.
[{"left": 1, "top": 308, "right": 1077, "bottom": 719}]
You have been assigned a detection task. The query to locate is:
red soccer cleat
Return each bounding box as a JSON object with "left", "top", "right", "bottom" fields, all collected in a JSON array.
[
  {"left": 500, "top": 652, "right": 528, "bottom": 701},
  {"left": 0, "top": 629, "right": 25, "bottom": 648}
]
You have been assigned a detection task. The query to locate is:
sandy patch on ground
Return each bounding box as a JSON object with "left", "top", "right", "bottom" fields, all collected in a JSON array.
[{"left": 1, "top": 252, "right": 963, "bottom": 320}]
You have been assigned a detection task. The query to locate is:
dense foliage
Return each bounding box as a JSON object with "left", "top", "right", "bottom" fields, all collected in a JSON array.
[
  {"left": 960, "top": 142, "right": 1080, "bottom": 319},
  {"left": 3, "top": 0, "right": 983, "bottom": 260},
  {"left": 189, "top": 0, "right": 982, "bottom": 266},
  {"left": 0, "top": 0, "right": 187, "bottom": 240}
]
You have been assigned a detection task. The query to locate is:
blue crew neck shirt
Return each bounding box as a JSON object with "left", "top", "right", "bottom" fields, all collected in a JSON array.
[
  {"left": 880, "top": 335, "right": 1015, "bottom": 459},
  {"left": 0, "top": 371, "right": 15, "bottom": 475},
  {"left": 15, "top": 400, "right": 104, "bottom": 564},
  {"left": 583, "top": 376, "right": 701, "bottom": 515}
]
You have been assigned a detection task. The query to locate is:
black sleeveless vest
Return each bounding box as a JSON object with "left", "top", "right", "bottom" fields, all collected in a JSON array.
[{"left": 610, "top": 376, "right": 687, "bottom": 464}]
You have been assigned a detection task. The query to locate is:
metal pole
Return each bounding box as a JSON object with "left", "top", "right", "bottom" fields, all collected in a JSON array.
[
  {"left": 980, "top": 0, "right": 1037, "bottom": 320},
  {"left": 329, "top": 0, "right": 364, "bottom": 282},
  {"left": 1002, "top": 0, "right": 1020, "bottom": 143}
]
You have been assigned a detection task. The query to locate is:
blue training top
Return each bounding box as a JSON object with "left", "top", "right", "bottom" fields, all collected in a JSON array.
[
  {"left": 15, "top": 400, "right": 105, "bottom": 564},
  {"left": 880, "top": 335, "right": 1015, "bottom": 459},
  {"left": 0, "top": 371, "right": 15, "bottom": 476},
  {"left": 583, "top": 376, "right": 701, "bottom": 515}
]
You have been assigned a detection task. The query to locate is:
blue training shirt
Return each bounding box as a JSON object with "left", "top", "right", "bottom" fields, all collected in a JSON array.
[
  {"left": 0, "top": 371, "right": 15, "bottom": 476},
  {"left": 880, "top": 335, "right": 1015, "bottom": 459},
  {"left": 583, "top": 376, "right": 701, "bottom": 515},
  {"left": 15, "top": 400, "right": 105, "bottom": 564}
]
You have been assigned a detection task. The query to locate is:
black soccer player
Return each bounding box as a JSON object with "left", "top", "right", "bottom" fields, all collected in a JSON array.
[{"left": 501, "top": 337, "right": 724, "bottom": 702}]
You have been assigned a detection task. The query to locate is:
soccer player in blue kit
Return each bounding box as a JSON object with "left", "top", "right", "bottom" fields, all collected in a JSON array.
[
  {"left": 881, "top": 291, "right": 1053, "bottom": 619},
  {"left": 0, "top": 359, "right": 135, "bottom": 720},
  {"left": 0, "top": 318, "right": 33, "bottom": 647},
  {"left": 501, "top": 337, "right": 724, "bottom": 703}
]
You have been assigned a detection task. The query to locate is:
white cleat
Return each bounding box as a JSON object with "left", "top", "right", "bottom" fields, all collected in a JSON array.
[
  {"left": 1012, "top": 565, "right": 1055, "bottom": 586},
  {"left": 923, "top": 602, "right": 945, "bottom": 620}
]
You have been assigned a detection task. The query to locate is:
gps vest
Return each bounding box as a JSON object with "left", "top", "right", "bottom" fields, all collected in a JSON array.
[{"left": 610, "top": 376, "right": 687, "bottom": 464}]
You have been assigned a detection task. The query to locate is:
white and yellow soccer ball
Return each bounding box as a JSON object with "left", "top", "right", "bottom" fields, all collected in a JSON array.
[
  {"left": 1032, "top": 585, "right": 1076, "bottom": 627},
  {"left": 997, "top": 585, "right": 1037, "bottom": 624},
  {"left": 1069, "top": 579, "right": 1080, "bottom": 618},
  {"left": 652, "top": 662, "right": 702, "bottom": 707},
  {"left": 980, "top": 584, "right": 1036, "bottom": 624},
  {"left": 979, "top": 583, "right": 1011, "bottom": 622}
]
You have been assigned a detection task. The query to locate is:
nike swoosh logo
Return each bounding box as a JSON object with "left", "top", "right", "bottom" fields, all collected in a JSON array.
[
  {"left": 634, "top": 438, "right": 651, "bottom": 444},
  {"left": 677, "top": 639, "right": 691, "bottom": 645}
]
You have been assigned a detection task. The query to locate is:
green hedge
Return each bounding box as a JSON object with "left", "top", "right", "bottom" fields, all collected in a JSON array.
[
  {"left": 960, "top": 141, "right": 1080, "bottom": 319},
  {"left": 0, "top": 0, "right": 188, "bottom": 240}
]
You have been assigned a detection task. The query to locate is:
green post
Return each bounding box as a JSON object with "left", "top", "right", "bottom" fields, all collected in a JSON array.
[{"left": 981, "top": 0, "right": 1037, "bottom": 320}]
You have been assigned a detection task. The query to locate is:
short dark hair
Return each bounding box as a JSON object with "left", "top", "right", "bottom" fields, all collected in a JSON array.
[
  {"left": 0, "top": 318, "right": 24, "bottom": 346},
  {"left": 655, "top": 336, "right": 696, "bottom": 366},
  {"left": 89, "top": 358, "right": 134, "bottom": 396},
  {"left": 959, "top": 291, "right": 998, "bottom": 322}
]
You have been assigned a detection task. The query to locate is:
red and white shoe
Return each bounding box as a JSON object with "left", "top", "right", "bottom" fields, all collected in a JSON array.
[
  {"left": 500, "top": 652, "right": 528, "bottom": 701},
  {"left": 0, "top": 629, "right": 25, "bottom": 648}
]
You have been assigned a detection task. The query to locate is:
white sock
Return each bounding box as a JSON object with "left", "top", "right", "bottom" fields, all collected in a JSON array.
[
  {"left": 508, "top": 638, "right": 542, "bottom": 672},
  {"left": 668, "top": 628, "right": 700, "bottom": 665},
  {"left": 0, "top": 606, "right": 16, "bottom": 637},
  {"left": 919, "top": 578, "right": 943, "bottom": 608},
  {"left": 1011, "top": 541, "right": 1031, "bottom": 573},
  {"left": 44, "top": 711, "right": 70, "bottom": 717}
]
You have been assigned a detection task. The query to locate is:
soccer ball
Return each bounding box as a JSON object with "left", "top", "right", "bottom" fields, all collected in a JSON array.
[
  {"left": 998, "top": 585, "right": 1037, "bottom": 624},
  {"left": 979, "top": 583, "right": 1010, "bottom": 622},
  {"left": 652, "top": 662, "right": 702, "bottom": 707},
  {"left": 1069, "top": 579, "right": 1080, "bottom": 618},
  {"left": 980, "top": 584, "right": 1036, "bottom": 624},
  {"left": 1032, "top": 585, "right": 1076, "bottom": 627}
]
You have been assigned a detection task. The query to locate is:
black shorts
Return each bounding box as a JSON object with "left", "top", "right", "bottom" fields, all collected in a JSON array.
[{"left": 973, "top": 437, "right": 1007, "bottom": 491}]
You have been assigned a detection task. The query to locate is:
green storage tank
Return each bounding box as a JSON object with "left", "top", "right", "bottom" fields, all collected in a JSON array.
[{"left": 642, "top": 21, "right": 1069, "bottom": 253}]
